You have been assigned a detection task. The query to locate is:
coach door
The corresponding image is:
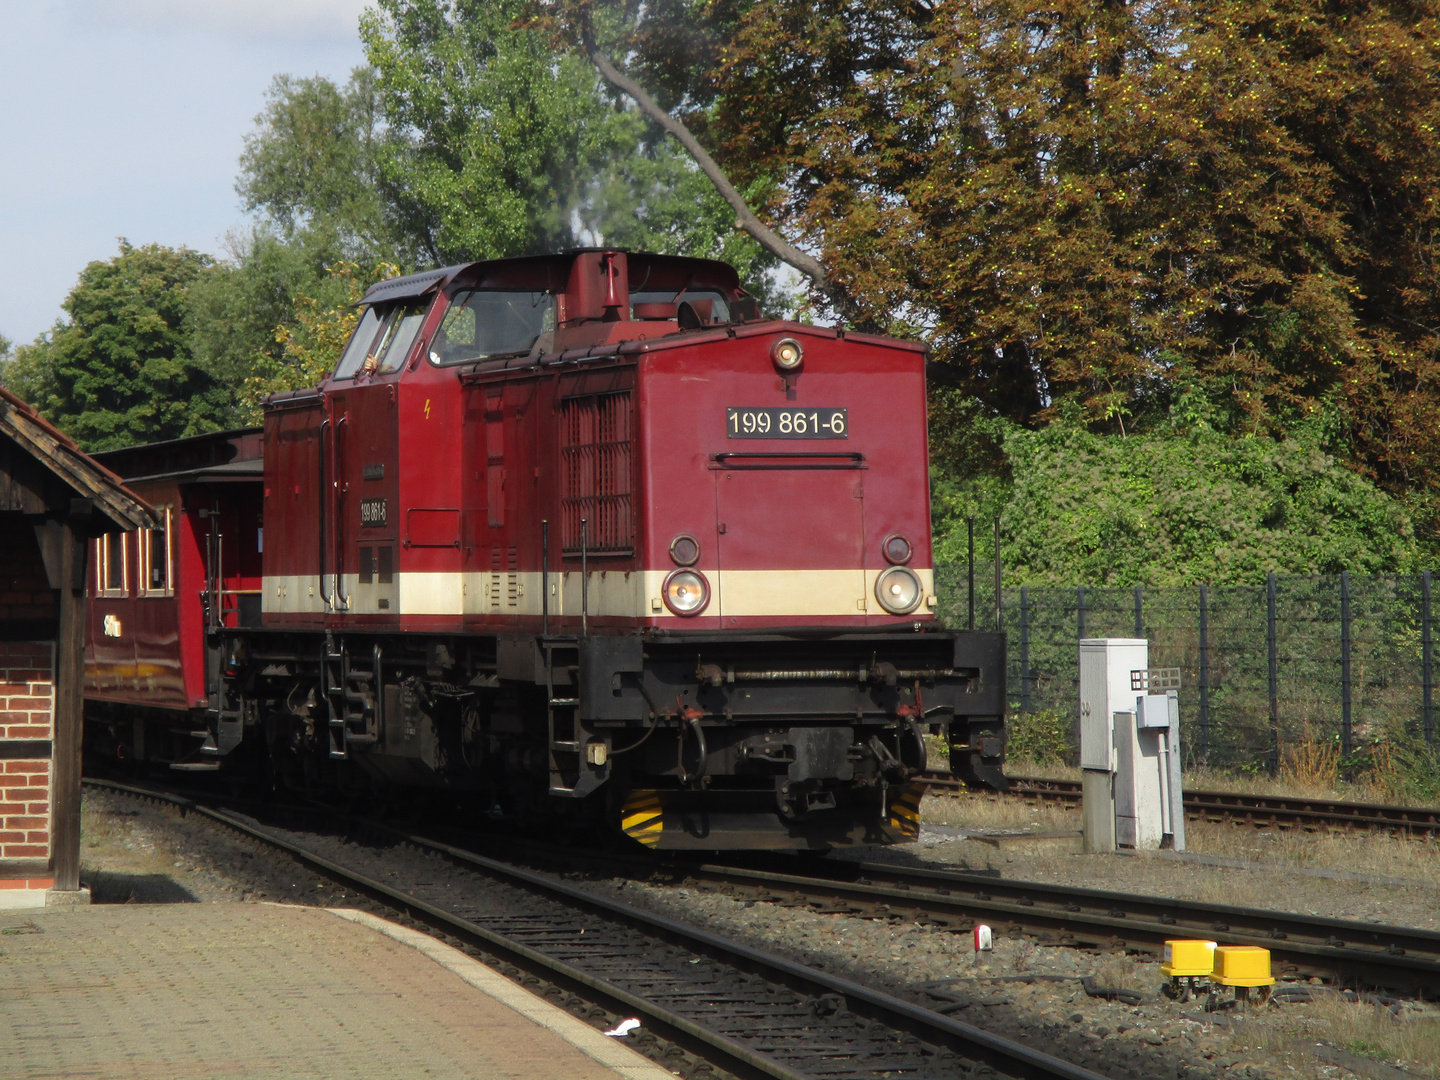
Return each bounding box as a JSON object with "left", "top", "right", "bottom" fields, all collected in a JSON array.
[{"left": 713, "top": 457, "right": 866, "bottom": 621}]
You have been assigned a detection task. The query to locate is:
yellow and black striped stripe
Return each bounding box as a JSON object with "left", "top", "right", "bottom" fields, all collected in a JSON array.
[
  {"left": 887, "top": 782, "right": 924, "bottom": 840},
  {"left": 620, "top": 789, "right": 665, "bottom": 847}
]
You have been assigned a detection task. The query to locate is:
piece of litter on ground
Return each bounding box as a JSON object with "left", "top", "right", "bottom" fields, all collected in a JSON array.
[{"left": 604, "top": 1018, "right": 642, "bottom": 1037}]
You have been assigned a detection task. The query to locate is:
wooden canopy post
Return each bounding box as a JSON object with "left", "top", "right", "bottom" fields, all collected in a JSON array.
[{"left": 51, "top": 502, "right": 90, "bottom": 891}]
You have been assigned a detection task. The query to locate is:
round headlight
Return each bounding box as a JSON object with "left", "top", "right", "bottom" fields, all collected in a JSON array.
[
  {"left": 875, "top": 566, "right": 922, "bottom": 615},
  {"left": 663, "top": 568, "right": 710, "bottom": 616},
  {"left": 882, "top": 534, "right": 913, "bottom": 565},
  {"left": 771, "top": 337, "right": 804, "bottom": 371},
  {"left": 669, "top": 534, "right": 700, "bottom": 566}
]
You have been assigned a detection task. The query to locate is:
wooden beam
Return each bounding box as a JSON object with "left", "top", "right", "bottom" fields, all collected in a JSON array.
[
  {"left": 50, "top": 502, "right": 90, "bottom": 892},
  {"left": 0, "top": 440, "right": 12, "bottom": 508},
  {"left": 0, "top": 451, "right": 49, "bottom": 515}
]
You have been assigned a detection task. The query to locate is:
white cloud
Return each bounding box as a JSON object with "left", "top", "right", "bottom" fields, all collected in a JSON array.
[{"left": 67, "top": 0, "right": 371, "bottom": 42}]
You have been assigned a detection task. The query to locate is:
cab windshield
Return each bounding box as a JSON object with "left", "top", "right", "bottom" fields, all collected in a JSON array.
[
  {"left": 333, "top": 301, "right": 428, "bottom": 380},
  {"left": 430, "top": 290, "right": 556, "bottom": 365}
]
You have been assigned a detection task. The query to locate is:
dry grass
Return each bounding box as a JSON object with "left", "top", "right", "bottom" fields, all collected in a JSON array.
[
  {"left": 922, "top": 790, "right": 1078, "bottom": 832},
  {"left": 1172, "top": 760, "right": 1439, "bottom": 808},
  {"left": 1185, "top": 818, "right": 1440, "bottom": 885},
  {"left": 1003, "top": 758, "right": 1083, "bottom": 782},
  {"left": 1309, "top": 997, "right": 1440, "bottom": 1076},
  {"left": 924, "top": 790, "right": 1440, "bottom": 885},
  {"left": 1280, "top": 720, "right": 1341, "bottom": 794},
  {"left": 1091, "top": 955, "right": 1152, "bottom": 994},
  {"left": 1243, "top": 996, "right": 1440, "bottom": 1079}
]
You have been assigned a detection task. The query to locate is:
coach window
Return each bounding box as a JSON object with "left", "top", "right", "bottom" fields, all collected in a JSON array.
[
  {"left": 429, "top": 290, "right": 555, "bottom": 365},
  {"left": 98, "top": 533, "right": 127, "bottom": 597},
  {"left": 141, "top": 506, "right": 173, "bottom": 597}
]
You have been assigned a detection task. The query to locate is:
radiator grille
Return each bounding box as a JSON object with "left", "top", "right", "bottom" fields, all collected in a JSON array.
[{"left": 560, "top": 392, "right": 633, "bottom": 553}]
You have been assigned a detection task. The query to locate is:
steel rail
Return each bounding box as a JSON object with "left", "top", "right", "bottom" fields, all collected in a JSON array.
[
  {"left": 654, "top": 856, "right": 1440, "bottom": 997},
  {"left": 83, "top": 777, "right": 1106, "bottom": 1080},
  {"left": 922, "top": 771, "right": 1440, "bottom": 836}
]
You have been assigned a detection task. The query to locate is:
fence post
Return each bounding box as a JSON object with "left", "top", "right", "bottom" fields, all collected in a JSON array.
[
  {"left": 967, "top": 517, "right": 975, "bottom": 632},
  {"left": 1134, "top": 584, "right": 1143, "bottom": 638},
  {"left": 1020, "top": 586, "right": 1031, "bottom": 713},
  {"left": 1340, "top": 570, "right": 1353, "bottom": 757},
  {"left": 1267, "top": 571, "right": 1279, "bottom": 775},
  {"left": 1424, "top": 571, "right": 1434, "bottom": 744},
  {"left": 1077, "top": 585, "right": 1086, "bottom": 641},
  {"left": 993, "top": 515, "right": 1002, "bottom": 632},
  {"left": 1198, "top": 584, "right": 1210, "bottom": 766}
]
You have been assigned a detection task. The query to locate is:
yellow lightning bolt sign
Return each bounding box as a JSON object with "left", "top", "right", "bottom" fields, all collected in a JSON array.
[{"left": 424, "top": 398, "right": 431, "bottom": 419}]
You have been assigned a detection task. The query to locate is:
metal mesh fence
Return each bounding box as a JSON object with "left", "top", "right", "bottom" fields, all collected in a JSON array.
[{"left": 933, "top": 567, "right": 1439, "bottom": 771}]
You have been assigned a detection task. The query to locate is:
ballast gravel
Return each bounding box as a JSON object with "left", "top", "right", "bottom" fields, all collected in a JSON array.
[{"left": 565, "top": 865, "right": 1438, "bottom": 1080}]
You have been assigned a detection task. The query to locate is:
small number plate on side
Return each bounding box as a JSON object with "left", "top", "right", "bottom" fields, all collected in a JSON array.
[
  {"left": 727, "top": 407, "right": 848, "bottom": 439},
  {"left": 360, "top": 498, "right": 388, "bottom": 529}
]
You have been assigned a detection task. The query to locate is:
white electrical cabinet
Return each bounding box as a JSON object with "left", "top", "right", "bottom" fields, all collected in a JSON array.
[
  {"left": 1078, "top": 639, "right": 1147, "bottom": 771},
  {"left": 1078, "top": 639, "right": 1147, "bottom": 852},
  {"left": 1136, "top": 691, "right": 1185, "bottom": 851},
  {"left": 1077, "top": 639, "right": 1184, "bottom": 852}
]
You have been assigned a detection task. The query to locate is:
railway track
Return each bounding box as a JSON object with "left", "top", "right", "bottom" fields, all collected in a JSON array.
[
  {"left": 922, "top": 771, "right": 1440, "bottom": 836},
  {"left": 446, "top": 834, "right": 1440, "bottom": 999},
  {"left": 83, "top": 777, "right": 1106, "bottom": 1080}
]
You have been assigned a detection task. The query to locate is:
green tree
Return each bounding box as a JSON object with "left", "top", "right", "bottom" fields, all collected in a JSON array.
[
  {"left": 237, "top": 70, "right": 398, "bottom": 261},
  {"left": 238, "top": 258, "right": 402, "bottom": 421},
  {"left": 15, "top": 241, "right": 228, "bottom": 451},
  {"left": 187, "top": 227, "right": 362, "bottom": 421},
  {"left": 361, "top": 0, "right": 781, "bottom": 286},
  {"left": 235, "top": 3, "right": 784, "bottom": 303},
  {"left": 583, "top": 0, "right": 1439, "bottom": 512},
  {"left": 360, "top": 0, "right": 605, "bottom": 262}
]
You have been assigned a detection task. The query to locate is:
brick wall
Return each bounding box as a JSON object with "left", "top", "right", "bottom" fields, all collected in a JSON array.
[
  {"left": 0, "top": 640, "right": 54, "bottom": 861},
  {"left": 0, "top": 517, "right": 59, "bottom": 625}
]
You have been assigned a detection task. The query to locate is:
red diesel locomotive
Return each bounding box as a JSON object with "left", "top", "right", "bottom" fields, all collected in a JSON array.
[{"left": 83, "top": 249, "right": 1007, "bottom": 850}]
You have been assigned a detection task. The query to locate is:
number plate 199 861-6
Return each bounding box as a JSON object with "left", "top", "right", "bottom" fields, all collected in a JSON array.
[{"left": 727, "top": 407, "right": 848, "bottom": 439}]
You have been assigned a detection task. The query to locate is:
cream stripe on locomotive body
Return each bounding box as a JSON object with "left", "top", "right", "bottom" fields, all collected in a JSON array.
[{"left": 261, "top": 568, "right": 937, "bottom": 620}]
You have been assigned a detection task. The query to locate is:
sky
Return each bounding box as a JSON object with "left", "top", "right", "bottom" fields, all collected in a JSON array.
[{"left": 0, "top": 0, "right": 370, "bottom": 347}]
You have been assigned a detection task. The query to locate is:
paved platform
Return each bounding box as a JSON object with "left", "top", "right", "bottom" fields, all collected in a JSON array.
[{"left": 0, "top": 902, "right": 673, "bottom": 1080}]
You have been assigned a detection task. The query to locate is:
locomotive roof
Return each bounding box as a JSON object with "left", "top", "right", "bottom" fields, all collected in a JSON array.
[{"left": 359, "top": 250, "right": 741, "bottom": 306}]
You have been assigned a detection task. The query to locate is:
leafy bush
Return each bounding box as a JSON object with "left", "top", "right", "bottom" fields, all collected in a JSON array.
[
  {"left": 1004, "top": 709, "right": 1075, "bottom": 767},
  {"left": 931, "top": 397, "right": 1419, "bottom": 586}
]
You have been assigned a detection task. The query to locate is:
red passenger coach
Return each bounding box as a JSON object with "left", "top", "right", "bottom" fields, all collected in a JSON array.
[
  {"left": 85, "top": 430, "right": 263, "bottom": 762},
  {"left": 84, "top": 250, "right": 1007, "bottom": 850}
]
